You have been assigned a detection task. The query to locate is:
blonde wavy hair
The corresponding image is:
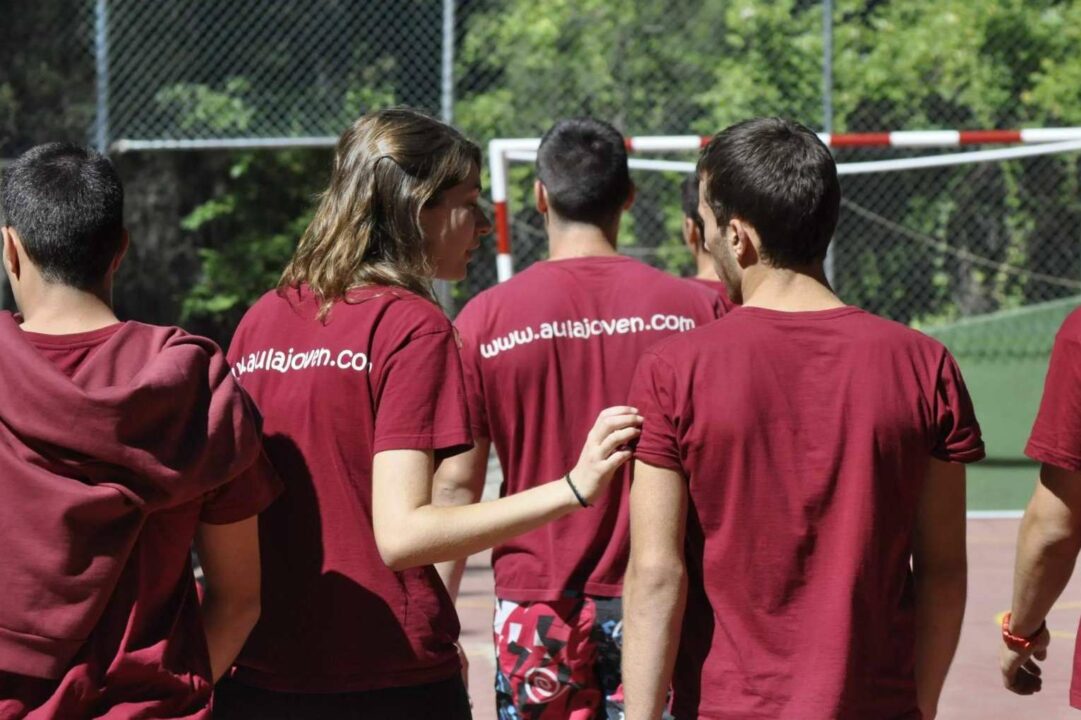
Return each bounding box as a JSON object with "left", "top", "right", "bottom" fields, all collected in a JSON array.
[{"left": 280, "top": 107, "right": 481, "bottom": 317}]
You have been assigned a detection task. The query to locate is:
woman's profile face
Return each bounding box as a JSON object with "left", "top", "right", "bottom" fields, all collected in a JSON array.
[{"left": 421, "top": 164, "right": 492, "bottom": 281}]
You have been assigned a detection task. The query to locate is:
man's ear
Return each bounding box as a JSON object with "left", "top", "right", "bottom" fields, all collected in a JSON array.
[
  {"left": 109, "top": 229, "right": 130, "bottom": 275},
  {"left": 623, "top": 181, "right": 636, "bottom": 211},
  {"left": 730, "top": 218, "right": 760, "bottom": 268},
  {"left": 2, "top": 227, "right": 21, "bottom": 280},
  {"left": 534, "top": 180, "right": 548, "bottom": 214},
  {"left": 682, "top": 217, "right": 699, "bottom": 252}
]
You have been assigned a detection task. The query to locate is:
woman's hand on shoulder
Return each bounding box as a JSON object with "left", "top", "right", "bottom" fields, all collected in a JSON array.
[{"left": 570, "top": 406, "right": 643, "bottom": 505}]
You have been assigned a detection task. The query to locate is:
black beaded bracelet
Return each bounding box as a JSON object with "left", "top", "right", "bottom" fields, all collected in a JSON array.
[{"left": 564, "top": 472, "right": 590, "bottom": 508}]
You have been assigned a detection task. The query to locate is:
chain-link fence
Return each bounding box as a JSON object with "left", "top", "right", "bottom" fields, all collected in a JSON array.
[
  {"left": 103, "top": 1, "right": 447, "bottom": 148},
  {"left": 837, "top": 148, "right": 1081, "bottom": 346},
  {"left": 5, "top": 0, "right": 1081, "bottom": 345}
]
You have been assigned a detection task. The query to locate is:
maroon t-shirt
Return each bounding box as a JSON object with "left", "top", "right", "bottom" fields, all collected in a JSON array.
[
  {"left": 0, "top": 320, "right": 280, "bottom": 719},
  {"left": 687, "top": 276, "right": 736, "bottom": 313},
  {"left": 1024, "top": 307, "right": 1081, "bottom": 708},
  {"left": 629, "top": 306, "right": 984, "bottom": 719},
  {"left": 455, "top": 256, "right": 724, "bottom": 601},
  {"left": 227, "top": 285, "right": 472, "bottom": 692}
]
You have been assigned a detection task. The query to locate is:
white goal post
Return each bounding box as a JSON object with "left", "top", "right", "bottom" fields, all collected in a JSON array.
[{"left": 488, "top": 128, "right": 1081, "bottom": 283}]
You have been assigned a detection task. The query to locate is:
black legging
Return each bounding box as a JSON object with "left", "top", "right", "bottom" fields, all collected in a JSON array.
[{"left": 213, "top": 675, "right": 472, "bottom": 720}]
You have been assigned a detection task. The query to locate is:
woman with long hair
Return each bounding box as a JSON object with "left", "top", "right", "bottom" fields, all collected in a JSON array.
[{"left": 215, "top": 108, "right": 640, "bottom": 718}]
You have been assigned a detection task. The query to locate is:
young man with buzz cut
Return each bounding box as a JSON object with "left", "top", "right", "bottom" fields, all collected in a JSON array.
[
  {"left": 0, "top": 143, "right": 280, "bottom": 718},
  {"left": 680, "top": 173, "right": 734, "bottom": 312},
  {"left": 623, "top": 117, "right": 984, "bottom": 720},
  {"left": 434, "top": 117, "right": 724, "bottom": 719}
]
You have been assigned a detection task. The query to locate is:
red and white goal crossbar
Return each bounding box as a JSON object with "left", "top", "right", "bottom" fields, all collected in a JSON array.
[{"left": 488, "top": 128, "right": 1081, "bottom": 282}]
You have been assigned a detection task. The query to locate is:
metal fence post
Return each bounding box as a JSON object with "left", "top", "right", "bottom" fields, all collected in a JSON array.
[
  {"left": 94, "top": 0, "right": 111, "bottom": 154},
  {"left": 441, "top": 0, "right": 455, "bottom": 126},
  {"left": 435, "top": 0, "right": 456, "bottom": 311},
  {"left": 822, "top": 0, "right": 836, "bottom": 286}
]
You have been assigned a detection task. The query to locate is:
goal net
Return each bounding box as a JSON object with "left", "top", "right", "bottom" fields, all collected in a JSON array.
[{"left": 483, "top": 130, "right": 1081, "bottom": 347}]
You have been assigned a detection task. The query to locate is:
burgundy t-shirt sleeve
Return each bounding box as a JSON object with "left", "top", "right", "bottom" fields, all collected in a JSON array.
[
  {"left": 1026, "top": 327, "right": 1081, "bottom": 471},
  {"left": 931, "top": 350, "right": 985, "bottom": 463},
  {"left": 373, "top": 327, "right": 473, "bottom": 459},
  {"left": 629, "top": 351, "right": 684, "bottom": 472},
  {"left": 201, "top": 448, "right": 283, "bottom": 524}
]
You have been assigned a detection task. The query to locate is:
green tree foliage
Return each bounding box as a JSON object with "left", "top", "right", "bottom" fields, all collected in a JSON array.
[
  {"left": 178, "top": 149, "right": 329, "bottom": 342},
  {"left": 453, "top": 0, "right": 1081, "bottom": 324},
  {"left": 14, "top": 0, "right": 1065, "bottom": 331},
  {"left": 1, "top": 0, "right": 95, "bottom": 309},
  {"left": 0, "top": 0, "right": 95, "bottom": 158},
  {"left": 151, "top": 24, "right": 400, "bottom": 343},
  {"left": 105, "top": 0, "right": 433, "bottom": 140},
  {"left": 827, "top": 0, "right": 1081, "bottom": 322}
]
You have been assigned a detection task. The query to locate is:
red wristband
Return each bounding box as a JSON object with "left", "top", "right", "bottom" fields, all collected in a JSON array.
[{"left": 1002, "top": 612, "right": 1047, "bottom": 651}]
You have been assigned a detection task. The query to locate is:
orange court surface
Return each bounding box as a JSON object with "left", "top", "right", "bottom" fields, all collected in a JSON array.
[{"left": 453, "top": 519, "right": 1081, "bottom": 720}]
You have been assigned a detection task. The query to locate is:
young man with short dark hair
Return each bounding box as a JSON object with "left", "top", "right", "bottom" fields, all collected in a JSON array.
[
  {"left": 623, "top": 117, "right": 984, "bottom": 720},
  {"left": 0, "top": 143, "right": 279, "bottom": 717},
  {"left": 680, "top": 173, "right": 733, "bottom": 311},
  {"left": 434, "top": 118, "right": 724, "bottom": 718}
]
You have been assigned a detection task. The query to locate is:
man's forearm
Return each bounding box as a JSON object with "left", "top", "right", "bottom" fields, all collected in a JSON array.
[
  {"left": 623, "top": 562, "right": 686, "bottom": 720},
  {"left": 432, "top": 486, "right": 478, "bottom": 602},
  {"left": 203, "top": 593, "right": 260, "bottom": 681},
  {"left": 432, "top": 475, "right": 482, "bottom": 602},
  {"left": 430, "top": 441, "right": 490, "bottom": 596},
  {"left": 436, "top": 558, "right": 468, "bottom": 602},
  {"left": 1010, "top": 510, "right": 1081, "bottom": 635},
  {"left": 914, "top": 569, "right": 966, "bottom": 719}
]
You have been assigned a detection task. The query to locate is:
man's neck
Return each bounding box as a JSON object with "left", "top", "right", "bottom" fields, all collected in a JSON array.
[
  {"left": 694, "top": 254, "right": 719, "bottom": 281},
  {"left": 740, "top": 263, "right": 845, "bottom": 312},
  {"left": 17, "top": 284, "right": 119, "bottom": 335},
  {"left": 546, "top": 223, "right": 619, "bottom": 261}
]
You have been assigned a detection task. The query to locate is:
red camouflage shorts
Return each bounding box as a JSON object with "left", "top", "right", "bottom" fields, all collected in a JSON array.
[{"left": 492, "top": 596, "right": 672, "bottom": 720}]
